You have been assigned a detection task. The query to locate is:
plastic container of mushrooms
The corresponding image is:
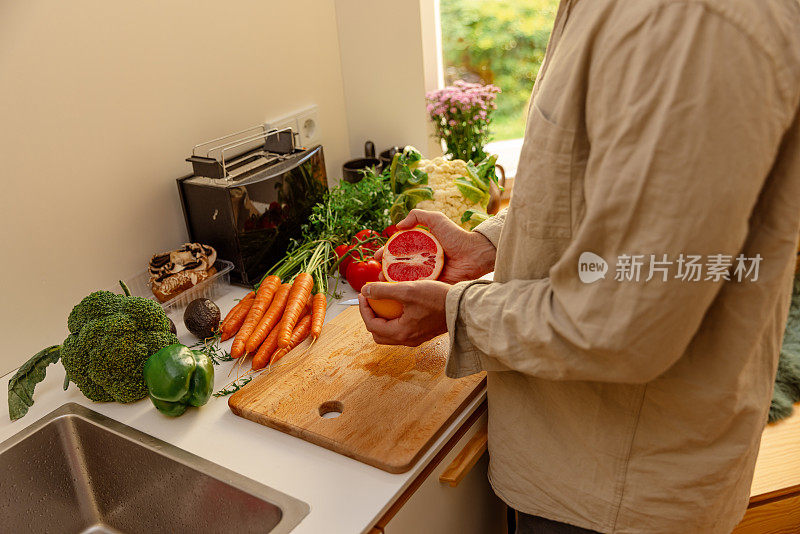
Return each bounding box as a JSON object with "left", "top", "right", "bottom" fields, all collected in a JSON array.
[{"left": 113, "top": 259, "right": 234, "bottom": 320}]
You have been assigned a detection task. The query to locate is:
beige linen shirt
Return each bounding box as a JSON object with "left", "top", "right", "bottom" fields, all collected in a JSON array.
[{"left": 444, "top": 1, "right": 800, "bottom": 533}]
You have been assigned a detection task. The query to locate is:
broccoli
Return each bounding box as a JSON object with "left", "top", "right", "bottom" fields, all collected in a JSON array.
[
  {"left": 9, "top": 283, "right": 178, "bottom": 420},
  {"left": 62, "top": 290, "right": 178, "bottom": 402}
]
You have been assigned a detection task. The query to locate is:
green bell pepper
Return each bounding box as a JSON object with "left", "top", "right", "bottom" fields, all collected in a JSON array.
[{"left": 143, "top": 344, "right": 214, "bottom": 417}]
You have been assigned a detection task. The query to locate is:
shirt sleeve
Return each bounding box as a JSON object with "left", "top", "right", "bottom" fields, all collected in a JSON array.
[
  {"left": 445, "top": 5, "right": 794, "bottom": 382},
  {"left": 473, "top": 208, "right": 507, "bottom": 248}
]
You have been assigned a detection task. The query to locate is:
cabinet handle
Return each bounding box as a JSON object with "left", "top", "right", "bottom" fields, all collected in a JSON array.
[{"left": 439, "top": 423, "right": 488, "bottom": 488}]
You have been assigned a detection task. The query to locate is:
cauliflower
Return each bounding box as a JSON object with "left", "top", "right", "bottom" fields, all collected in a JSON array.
[
  {"left": 385, "top": 147, "right": 498, "bottom": 230},
  {"left": 415, "top": 157, "right": 489, "bottom": 230}
]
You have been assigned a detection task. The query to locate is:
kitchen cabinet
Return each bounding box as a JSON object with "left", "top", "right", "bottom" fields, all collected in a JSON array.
[
  {"left": 733, "top": 411, "right": 800, "bottom": 534},
  {"left": 374, "top": 401, "right": 800, "bottom": 534},
  {"left": 373, "top": 403, "right": 505, "bottom": 534},
  {"left": 733, "top": 488, "right": 800, "bottom": 534}
]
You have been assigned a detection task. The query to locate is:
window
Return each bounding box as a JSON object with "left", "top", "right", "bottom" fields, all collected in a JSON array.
[{"left": 439, "top": 0, "right": 558, "bottom": 177}]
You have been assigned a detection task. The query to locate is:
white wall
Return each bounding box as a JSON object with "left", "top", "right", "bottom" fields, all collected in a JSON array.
[
  {"left": 335, "top": 0, "right": 443, "bottom": 159},
  {"left": 0, "top": 0, "right": 352, "bottom": 374}
]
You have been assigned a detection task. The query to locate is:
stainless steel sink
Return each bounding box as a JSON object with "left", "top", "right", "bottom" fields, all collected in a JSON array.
[{"left": 0, "top": 403, "right": 308, "bottom": 534}]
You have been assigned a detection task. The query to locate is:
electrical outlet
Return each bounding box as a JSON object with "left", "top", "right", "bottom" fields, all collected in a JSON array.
[
  {"left": 296, "top": 106, "right": 320, "bottom": 147},
  {"left": 265, "top": 105, "right": 320, "bottom": 149}
]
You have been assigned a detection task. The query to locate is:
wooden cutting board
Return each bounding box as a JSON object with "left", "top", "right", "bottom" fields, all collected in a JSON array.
[{"left": 228, "top": 306, "right": 486, "bottom": 473}]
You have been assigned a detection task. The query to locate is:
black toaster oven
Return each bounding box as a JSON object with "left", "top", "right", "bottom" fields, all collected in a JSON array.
[{"left": 177, "top": 127, "right": 327, "bottom": 286}]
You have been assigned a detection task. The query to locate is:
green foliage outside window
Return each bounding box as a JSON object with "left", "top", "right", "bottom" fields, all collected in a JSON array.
[{"left": 440, "top": 0, "right": 558, "bottom": 140}]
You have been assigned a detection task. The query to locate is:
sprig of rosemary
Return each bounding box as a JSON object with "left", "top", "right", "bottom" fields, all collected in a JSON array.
[
  {"left": 213, "top": 376, "right": 252, "bottom": 397},
  {"left": 189, "top": 335, "right": 233, "bottom": 366}
]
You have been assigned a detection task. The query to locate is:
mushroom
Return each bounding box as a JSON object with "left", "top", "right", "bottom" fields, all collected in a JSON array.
[{"left": 149, "top": 243, "right": 218, "bottom": 282}]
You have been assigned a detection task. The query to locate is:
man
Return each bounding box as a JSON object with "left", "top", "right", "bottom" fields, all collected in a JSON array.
[{"left": 358, "top": 0, "right": 800, "bottom": 532}]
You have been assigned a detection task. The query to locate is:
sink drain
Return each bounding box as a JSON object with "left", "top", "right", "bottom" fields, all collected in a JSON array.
[{"left": 318, "top": 400, "right": 343, "bottom": 419}]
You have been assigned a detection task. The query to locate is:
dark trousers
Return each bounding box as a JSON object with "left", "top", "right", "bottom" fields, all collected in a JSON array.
[{"left": 509, "top": 508, "right": 600, "bottom": 534}]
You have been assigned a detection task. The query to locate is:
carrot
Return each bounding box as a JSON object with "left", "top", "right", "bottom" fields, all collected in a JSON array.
[
  {"left": 251, "top": 326, "right": 281, "bottom": 370},
  {"left": 231, "top": 275, "right": 281, "bottom": 358},
  {"left": 220, "top": 292, "right": 255, "bottom": 340},
  {"left": 270, "top": 313, "right": 313, "bottom": 365},
  {"left": 277, "top": 272, "right": 314, "bottom": 348},
  {"left": 222, "top": 292, "right": 254, "bottom": 326},
  {"left": 251, "top": 299, "right": 310, "bottom": 370},
  {"left": 245, "top": 283, "right": 291, "bottom": 354},
  {"left": 310, "top": 293, "right": 326, "bottom": 342}
]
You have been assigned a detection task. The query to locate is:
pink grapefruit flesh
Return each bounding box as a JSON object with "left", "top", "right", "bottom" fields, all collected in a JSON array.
[{"left": 381, "top": 226, "right": 445, "bottom": 282}]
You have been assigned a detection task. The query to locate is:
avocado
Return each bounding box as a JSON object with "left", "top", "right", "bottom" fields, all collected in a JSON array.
[{"left": 183, "top": 298, "right": 221, "bottom": 339}]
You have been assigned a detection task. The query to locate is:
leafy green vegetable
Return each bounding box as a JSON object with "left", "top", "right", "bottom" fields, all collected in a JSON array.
[
  {"left": 8, "top": 345, "right": 61, "bottom": 421},
  {"left": 455, "top": 178, "right": 490, "bottom": 205},
  {"left": 395, "top": 165, "right": 429, "bottom": 189},
  {"left": 461, "top": 210, "right": 491, "bottom": 229},
  {"left": 401, "top": 146, "right": 423, "bottom": 168},
  {"left": 9, "top": 282, "right": 179, "bottom": 421},
  {"left": 404, "top": 187, "right": 435, "bottom": 204},
  {"left": 388, "top": 146, "right": 428, "bottom": 194},
  {"left": 389, "top": 186, "right": 434, "bottom": 224},
  {"left": 62, "top": 291, "right": 178, "bottom": 403},
  {"left": 464, "top": 155, "right": 501, "bottom": 196},
  {"left": 476, "top": 154, "right": 500, "bottom": 185},
  {"left": 465, "top": 161, "right": 487, "bottom": 191},
  {"left": 301, "top": 172, "right": 393, "bottom": 243},
  {"left": 262, "top": 171, "right": 394, "bottom": 294},
  {"left": 389, "top": 199, "right": 408, "bottom": 227}
]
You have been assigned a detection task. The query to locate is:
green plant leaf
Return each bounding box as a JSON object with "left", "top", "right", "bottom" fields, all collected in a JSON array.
[
  {"left": 389, "top": 187, "right": 434, "bottom": 224},
  {"left": 455, "top": 178, "right": 489, "bottom": 204},
  {"left": 8, "top": 345, "right": 61, "bottom": 421},
  {"left": 465, "top": 161, "right": 490, "bottom": 192},
  {"left": 400, "top": 146, "right": 423, "bottom": 169},
  {"left": 476, "top": 154, "right": 499, "bottom": 181},
  {"left": 389, "top": 204, "right": 408, "bottom": 224},
  {"left": 403, "top": 187, "right": 434, "bottom": 206},
  {"left": 461, "top": 210, "right": 490, "bottom": 229}
]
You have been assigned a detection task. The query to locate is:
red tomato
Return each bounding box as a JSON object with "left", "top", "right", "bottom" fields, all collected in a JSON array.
[
  {"left": 381, "top": 225, "right": 399, "bottom": 239},
  {"left": 346, "top": 258, "right": 381, "bottom": 293},
  {"left": 351, "top": 229, "right": 381, "bottom": 252},
  {"left": 352, "top": 229, "right": 379, "bottom": 241},
  {"left": 334, "top": 244, "right": 355, "bottom": 278},
  {"left": 334, "top": 243, "right": 350, "bottom": 257}
]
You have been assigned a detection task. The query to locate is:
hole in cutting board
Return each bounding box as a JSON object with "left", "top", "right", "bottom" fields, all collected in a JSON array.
[{"left": 318, "top": 400, "right": 343, "bottom": 419}]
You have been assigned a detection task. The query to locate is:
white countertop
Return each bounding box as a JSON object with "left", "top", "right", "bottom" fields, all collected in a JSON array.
[{"left": 0, "top": 283, "right": 486, "bottom": 534}]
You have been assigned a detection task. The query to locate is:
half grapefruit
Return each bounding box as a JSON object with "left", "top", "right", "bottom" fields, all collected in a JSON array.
[{"left": 381, "top": 226, "right": 445, "bottom": 282}]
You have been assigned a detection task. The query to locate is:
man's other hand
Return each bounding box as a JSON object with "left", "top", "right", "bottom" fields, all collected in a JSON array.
[{"left": 358, "top": 280, "right": 450, "bottom": 346}]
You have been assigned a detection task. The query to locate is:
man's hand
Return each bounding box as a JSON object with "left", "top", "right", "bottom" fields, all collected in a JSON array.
[
  {"left": 375, "top": 209, "right": 497, "bottom": 284},
  {"left": 359, "top": 280, "right": 450, "bottom": 346}
]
